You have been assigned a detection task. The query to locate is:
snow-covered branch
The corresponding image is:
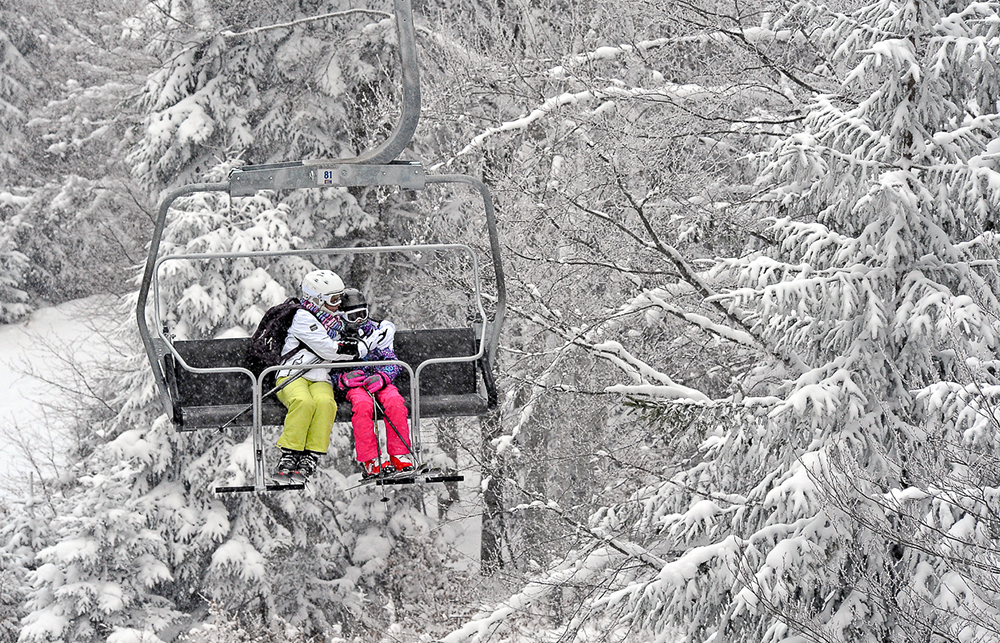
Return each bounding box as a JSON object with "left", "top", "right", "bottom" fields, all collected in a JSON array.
[
  {"left": 220, "top": 8, "right": 390, "bottom": 38},
  {"left": 611, "top": 176, "right": 808, "bottom": 374},
  {"left": 547, "top": 28, "right": 798, "bottom": 75},
  {"left": 510, "top": 301, "right": 715, "bottom": 402},
  {"left": 513, "top": 494, "right": 670, "bottom": 569},
  {"left": 595, "top": 340, "right": 711, "bottom": 402},
  {"left": 441, "top": 546, "right": 616, "bottom": 643},
  {"left": 454, "top": 82, "right": 768, "bottom": 158}
]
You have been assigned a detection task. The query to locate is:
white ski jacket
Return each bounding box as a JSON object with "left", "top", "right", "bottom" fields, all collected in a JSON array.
[{"left": 277, "top": 309, "right": 363, "bottom": 381}]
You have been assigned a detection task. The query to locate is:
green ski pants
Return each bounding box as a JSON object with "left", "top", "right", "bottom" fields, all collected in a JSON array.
[{"left": 275, "top": 377, "right": 337, "bottom": 453}]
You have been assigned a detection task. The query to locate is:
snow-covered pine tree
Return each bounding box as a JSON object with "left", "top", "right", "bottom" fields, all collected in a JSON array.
[
  {"left": 127, "top": 0, "right": 398, "bottom": 188},
  {"left": 0, "top": 214, "right": 30, "bottom": 323},
  {"left": 0, "top": 7, "right": 34, "bottom": 322},
  {"left": 18, "top": 463, "right": 182, "bottom": 643},
  {"left": 0, "top": 67, "right": 23, "bottom": 183},
  {"left": 703, "top": 1, "right": 1000, "bottom": 638},
  {"left": 420, "top": 0, "right": 805, "bottom": 579},
  {"left": 0, "top": 7, "right": 32, "bottom": 180},
  {"left": 0, "top": 490, "right": 55, "bottom": 643},
  {"left": 0, "top": 0, "right": 151, "bottom": 309},
  {"left": 444, "top": 0, "right": 1000, "bottom": 641}
]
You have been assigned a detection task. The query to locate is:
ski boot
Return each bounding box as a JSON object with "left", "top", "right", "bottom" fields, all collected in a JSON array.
[
  {"left": 271, "top": 449, "right": 301, "bottom": 484},
  {"left": 291, "top": 451, "right": 320, "bottom": 483},
  {"left": 388, "top": 454, "right": 415, "bottom": 473},
  {"left": 361, "top": 458, "right": 387, "bottom": 479}
]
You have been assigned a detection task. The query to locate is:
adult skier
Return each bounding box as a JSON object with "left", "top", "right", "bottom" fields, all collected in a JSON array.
[
  {"left": 272, "top": 270, "right": 360, "bottom": 483},
  {"left": 335, "top": 288, "right": 415, "bottom": 477}
]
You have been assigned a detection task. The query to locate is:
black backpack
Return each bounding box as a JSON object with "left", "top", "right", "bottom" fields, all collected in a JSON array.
[{"left": 246, "top": 298, "right": 306, "bottom": 377}]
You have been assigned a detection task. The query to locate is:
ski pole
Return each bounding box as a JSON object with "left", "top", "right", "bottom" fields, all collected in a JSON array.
[
  {"left": 370, "top": 390, "right": 390, "bottom": 501},
  {"left": 371, "top": 395, "right": 414, "bottom": 458},
  {"left": 216, "top": 356, "right": 317, "bottom": 431}
]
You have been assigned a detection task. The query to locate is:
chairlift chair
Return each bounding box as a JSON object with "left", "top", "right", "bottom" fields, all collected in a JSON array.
[{"left": 135, "top": 0, "right": 505, "bottom": 493}]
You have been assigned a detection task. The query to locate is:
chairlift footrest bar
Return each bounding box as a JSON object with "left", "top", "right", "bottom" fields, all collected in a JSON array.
[
  {"left": 425, "top": 474, "right": 464, "bottom": 483},
  {"left": 362, "top": 469, "right": 464, "bottom": 486},
  {"left": 370, "top": 476, "right": 418, "bottom": 486},
  {"left": 215, "top": 483, "right": 306, "bottom": 493}
]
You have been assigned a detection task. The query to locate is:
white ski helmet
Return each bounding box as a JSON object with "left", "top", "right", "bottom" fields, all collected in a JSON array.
[{"left": 301, "top": 270, "right": 345, "bottom": 310}]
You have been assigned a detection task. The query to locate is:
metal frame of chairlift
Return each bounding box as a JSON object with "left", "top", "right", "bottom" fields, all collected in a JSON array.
[{"left": 135, "top": 0, "right": 505, "bottom": 493}]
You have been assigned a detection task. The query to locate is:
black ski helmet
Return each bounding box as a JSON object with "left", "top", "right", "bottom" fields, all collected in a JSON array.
[{"left": 340, "top": 288, "right": 369, "bottom": 328}]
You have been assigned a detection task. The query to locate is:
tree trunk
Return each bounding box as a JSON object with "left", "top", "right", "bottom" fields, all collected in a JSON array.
[
  {"left": 480, "top": 408, "right": 505, "bottom": 574},
  {"left": 436, "top": 417, "right": 461, "bottom": 520}
]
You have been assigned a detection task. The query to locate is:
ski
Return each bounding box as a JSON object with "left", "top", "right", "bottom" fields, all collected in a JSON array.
[{"left": 359, "top": 462, "right": 428, "bottom": 486}]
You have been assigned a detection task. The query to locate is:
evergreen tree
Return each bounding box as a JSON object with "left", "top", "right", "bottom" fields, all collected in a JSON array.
[
  {"left": 0, "top": 34, "right": 24, "bottom": 178},
  {"left": 0, "top": 213, "right": 29, "bottom": 322},
  {"left": 1, "top": 0, "right": 151, "bottom": 309},
  {"left": 1, "top": 491, "right": 55, "bottom": 643},
  {"left": 443, "top": 0, "right": 1000, "bottom": 640},
  {"left": 127, "top": 0, "right": 406, "bottom": 190},
  {"left": 0, "top": 5, "right": 36, "bottom": 321}
]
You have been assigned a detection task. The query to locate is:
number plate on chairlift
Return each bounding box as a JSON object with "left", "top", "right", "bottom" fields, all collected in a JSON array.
[
  {"left": 318, "top": 168, "right": 342, "bottom": 185},
  {"left": 315, "top": 164, "right": 426, "bottom": 189}
]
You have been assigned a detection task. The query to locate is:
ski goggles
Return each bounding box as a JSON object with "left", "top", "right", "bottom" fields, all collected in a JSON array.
[
  {"left": 320, "top": 293, "right": 342, "bottom": 309},
  {"left": 343, "top": 307, "right": 369, "bottom": 324}
]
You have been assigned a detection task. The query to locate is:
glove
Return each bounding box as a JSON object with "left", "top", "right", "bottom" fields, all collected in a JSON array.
[
  {"left": 339, "top": 370, "right": 366, "bottom": 389},
  {"left": 336, "top": 338, "right": 360, "bottom": 358},
  {"left": 363, "top": 373, "right": 388, "bottom": 393}
]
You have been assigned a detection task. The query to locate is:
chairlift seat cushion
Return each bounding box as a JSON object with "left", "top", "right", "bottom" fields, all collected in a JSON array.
[{"left": 166, "top": 328, "right": 487, "bottom": 430}]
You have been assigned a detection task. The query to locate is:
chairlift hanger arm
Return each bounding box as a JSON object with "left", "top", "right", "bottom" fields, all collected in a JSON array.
[{"left": 303, "top": 0, "right": 420, "bottom": 167}]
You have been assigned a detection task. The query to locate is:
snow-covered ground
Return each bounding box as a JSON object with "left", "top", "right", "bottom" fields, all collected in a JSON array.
[{"left": 0, "top": 295, "right": 120, "bottom": 492}]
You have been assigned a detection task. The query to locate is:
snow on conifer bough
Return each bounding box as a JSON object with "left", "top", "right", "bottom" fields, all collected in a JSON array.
[{"left": 134, "top": 0, "right": 504, "bottom": 494}]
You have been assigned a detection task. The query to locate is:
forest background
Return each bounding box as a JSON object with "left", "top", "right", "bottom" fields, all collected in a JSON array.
[{"left": 2, "top": 0, "right": 1000, "bottom": 641}]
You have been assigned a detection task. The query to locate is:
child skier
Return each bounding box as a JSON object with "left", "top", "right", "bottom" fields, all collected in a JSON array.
[
  {"left": 335, "top": 288, "right": 415, "bottom": 477},
  {"left": 272, "top": 270, "right": 360, "bottom": 483}
]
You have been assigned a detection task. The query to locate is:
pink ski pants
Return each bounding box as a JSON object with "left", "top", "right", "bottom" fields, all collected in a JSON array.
[{"left": 345, "top": 384, "right": 411, "bottom": 462}]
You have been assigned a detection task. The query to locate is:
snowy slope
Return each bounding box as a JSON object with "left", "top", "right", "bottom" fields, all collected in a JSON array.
[{"left": 0, "top": 295, "right": 119, "bottom": 491}]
